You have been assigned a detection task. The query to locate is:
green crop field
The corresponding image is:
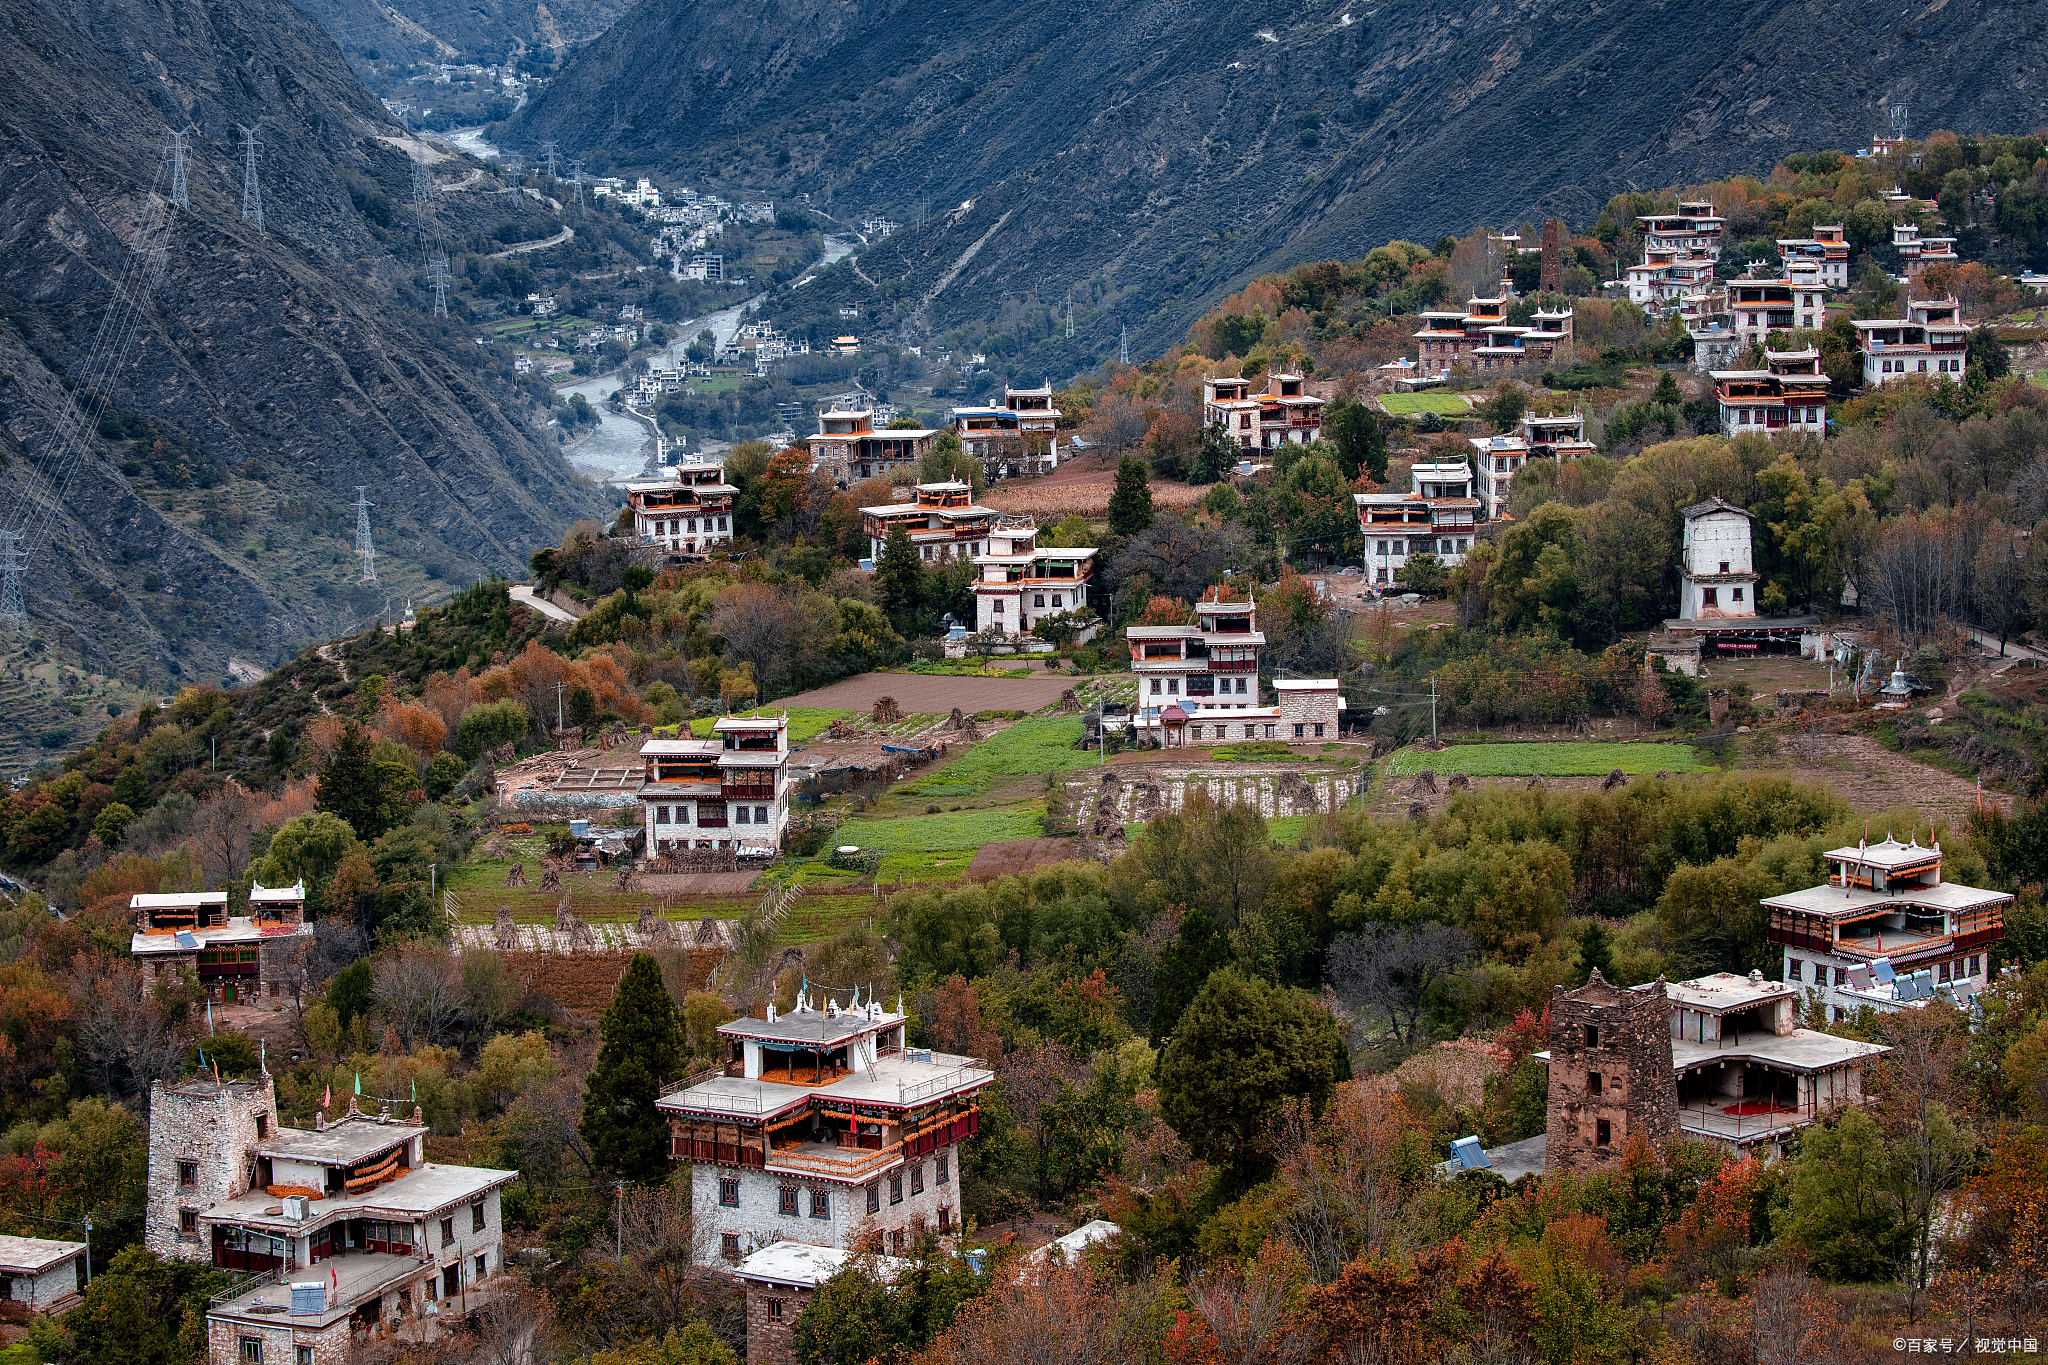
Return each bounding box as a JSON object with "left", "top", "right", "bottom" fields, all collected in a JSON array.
[
  {"left": 1386, "top": 742, "right": 1705, "bottom": 776},
  {"left": 689, "top": 708, "right": 854, "bottom": 744},
  {"left": 908, "top": 716, "right": 1094, "bottom": 793},
  {"left": 1379, "top": 392, "right": 1471, "bottom": 416},
  {"left": 832, "top": 803, "right": 1046, "bottom": 853}
]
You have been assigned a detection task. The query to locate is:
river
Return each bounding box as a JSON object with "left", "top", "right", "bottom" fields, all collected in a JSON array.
[{"left": 553, "top": 235, "right": 857, "bottom": 484}]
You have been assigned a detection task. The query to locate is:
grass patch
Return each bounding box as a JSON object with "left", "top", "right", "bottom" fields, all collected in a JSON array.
[
  {"left": 1385, "top": 741, "right": 1706, "bottom": 776},
  {"left": 833, "top": 802, "right": 1046, "bottom": 853},
  {"left": 1379, "top": 392, "right": 1471, "bottom": 416},
  {"left": 1266, "top": 815, "right": 1311, "bottom": 845},
  {"left": 898, "top": 659, "right": 1038, "bottom": 677},
  {"left": 1210, "top": 741, "right": 1308, "bottom": 762},
  {"left": 689, "top": 707, "right": 854, "bottom": 744},
  {"left": 918, "top": 716, "right": 1094, "bottom": 793}
]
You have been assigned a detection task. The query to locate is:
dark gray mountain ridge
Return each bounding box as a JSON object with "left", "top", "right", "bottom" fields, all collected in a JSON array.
[
  {"left": 0, "top": 0, "right": 602, "bottom": 690},
  {"left": 508, "top": 0, "right": 2048, "bottom": 363}
]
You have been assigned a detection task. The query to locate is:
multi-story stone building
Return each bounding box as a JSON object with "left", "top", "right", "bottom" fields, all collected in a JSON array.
[
  {"left": 130, "top": 883, "right": 312, "bottom": 1004},
  {"left": 809, "top": 409, "right": 939, "bottom": 484},
  {"left": 635, "top": 713, "right": 791, "bottom": 857},
  {"left": 1412, "top": 299, "right": 1575, "bottom": 374},
  {"left": 1546, "top": 969, "right": 1891, "bottom": 1168},
  {"left": 1202, "top": 373, "right": 1326, "bottom": 449},
  {"left": 1894, "top": 221, "right": 1960, "bottom": 276},
  {"left": 950, "top": 387, "right": 1063, "bottom": 479},
  {"left": 1726, "top": 264, "right": 1828, "bottom": 344},
  {"left": 860, "top": 481, "right": 1003, "bottom": 563},
  {"left": 1675, "top": 497, "right": 1758, "bottom": 621},
  {"left": 1124, "top": 588, "right": 1266, "bottom": 734},
  {"left": 1639, "top": 201, "right": 1726, "bottom": 260},
  {"left": 626, "top": 462, "right": 737, "bottom": 556},
  {"left": 1763, "top": 833, "right": 2008, "bottom": 1021},
  {"left": 1853, "top": 296, "right": 1971, "bottom": 387},
  {"left": 731, "top": 1242, "right": 905, "bottom": 1365},
  {"left": 1355, "top": 463, "right": 1480, "bottom": 585},
  {"left": 1709, "top": 349, "right": 1831, "bottom": 440},
  {"left": 1774, "top": 223, "right": 1850, "bottom": 289},
  {"left": 0, "top": 1237, "right": 87, "bottom": 1315},
  {"left": 1465, "top": 410, "right": 1596, "bottom": 522},
  {"left": 659, "top": 997, "right": 992, "bottom": 1265},
  {"left": 968, "top": 515, "right": 1098, "bottom": 639},
  {"left": 145, "top": 1075, "right": 515, "bottom": 1365}
]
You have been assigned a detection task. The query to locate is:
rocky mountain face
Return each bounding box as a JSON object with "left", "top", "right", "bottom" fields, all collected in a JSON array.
[
  {"left": 0, "top": 0, "right": 603, "bottom": 702},
  {"left": 291, "top": 0, "right": 632, "bottom": 67},
  {"left": 508, "top": 0, "right": 2048, "bottom": 364}
]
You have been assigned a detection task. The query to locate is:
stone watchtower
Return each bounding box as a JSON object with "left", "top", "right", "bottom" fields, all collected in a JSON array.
[
  {"left": 1544, "top": 971, "right": 1677, "bottom": 1174},
  {"left": 143, "top": 1075, "right": 278, "bottom": 1261}
]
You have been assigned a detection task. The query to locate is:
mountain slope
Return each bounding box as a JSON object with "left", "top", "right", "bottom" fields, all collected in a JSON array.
[
  {"left": 0, "top": 0, "right": 603, "bottom": 710},
  {"left": 291, "top": 0, "right": 632, "bottom": 66},
  {"left": 506, "top": 0, "right": 2048, "bottom": 364}
]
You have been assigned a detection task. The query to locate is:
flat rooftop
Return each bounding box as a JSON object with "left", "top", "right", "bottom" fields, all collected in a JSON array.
[
  {"left": 659, "top": 1046, "right": 992, "bottom": 1118},
  {"left": 640, "top": 738, "right": 722, "bottom": 755},
  {"left": 734, "top": 1241, "right": 905, "bottom": 1289},
  {"left": 1761, "top": 880, "right": 2008, "bottom": 919},
  {"left": 1821, "top": 836, "right": 1943, "bottom": 870},
  {"left": 1660, "top": 972, "right": 1794, "bottom": 1014},
  {"left": 1671, "top": 1028, "right": 1888, "bottom": 1075},
  {"left": 202, "top": 1163, "right": 518, "bottom": 1236},
  {"left": 259, "top": 1115, "right": 426, "bottom": 1167},
  {"left": 210, "top": 1252, "right": 418, "bottom": 1330},
  {"left": 720, "top": 1008, "right": 902, "bottom": 1048},
  {"left": 132, "top": 916, "right": 314, "bottom": 954},
  {"left": 0, "top": 1235, "right": 86, "bottom": 1273}
]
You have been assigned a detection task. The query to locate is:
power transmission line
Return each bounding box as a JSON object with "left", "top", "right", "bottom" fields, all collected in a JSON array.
[
  {"left": 1064, "top": 294, "right": 1073, "bottom": 339},
  {"left": 237, "top": 124, "right": 263, "bottom": 231},
  {"left": 428, "top": 256, "right": 450, "bottom": 317},
  {"left": 540, "top": 141, "right": 560, "bottom": 178},
  {"left": 568, "top": 157, "right": 586, "bottom": 208},
  {"left": 353, "top": 488, "right": 377, "bottom": 584},
  {"left": 0, "top": 532, "right": 25, "bottom": 634},
  {"left": 1120, "top": 325, "right": 1129, "bottom": 365}
]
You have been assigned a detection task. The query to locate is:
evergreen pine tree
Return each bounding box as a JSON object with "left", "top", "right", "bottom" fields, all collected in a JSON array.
[
  {"left": 1575, "top": 921, "right": 1618, "bottom": 986},
  {"left": 314, "top": 722, "right": 380, "bottom": 841},
  {"left": 580, "top": 953, "right": 686, "bottom": 1183},
  {"left": 1107, "top": 453, "right": 1155, "bottom": 536},
  {"left": 1651, "top": 369, "right": 1683, "bottom": 407},
  {"left": 1325, "top": 397, "right": 1389, "bottom": 483},
  {"left": 1148, "top": 906, "right": 1232, "bottom": 1044},
  {"left": 875, "top": 524, "right": 925, "bottom": 633}
]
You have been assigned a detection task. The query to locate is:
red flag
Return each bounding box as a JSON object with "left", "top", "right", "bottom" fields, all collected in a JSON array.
[{"left": 322, "top": 1083, "right": 332, "bottom": 1110}]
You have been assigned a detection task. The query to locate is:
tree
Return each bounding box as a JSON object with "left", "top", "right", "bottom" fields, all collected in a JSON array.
[
  {"left": 1479, "top": 382, "right": 1530, "bottom": 434},
  {"left": 1325, "top": 396, "right": 1388, "bottom": 483},
  {"left": 1651, "top": 370, "right": 1682, "bottom": 406},
  {"left": 1327, "top": 921, "right": 1475, "bottom": 1047},
  {"left": 1574, "top": 921, "right": 1617, "bottom": 987},
  {"left": 456, "top": 699, "right": 531, "bottom": 760},
  {"left": 1107, "top": 453, "right": 1156, "bottom": 537},
  {"left": 315, "top": 722, "right": 386, "bottom": 839},
  {"left": 47, "top": 1246, "right": 227, "bottom": 1365},
  {"left": 875, "top": 524, "right": 925, "bottom": 631},
  {"left": 251, "top": 811, "right": 359, "bottom": 916},
  {"left": 581, "top": 953, "right": 685, "bottom": 1183},
  {"left": 1157, "top": 968, "right": 1348, "bottom": 1188}
]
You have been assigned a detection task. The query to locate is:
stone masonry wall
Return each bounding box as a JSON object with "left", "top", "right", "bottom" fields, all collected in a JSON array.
[
  {"left": 1545, "top": 972, "right": 1677, "bottom": 1176},
  {"left": 145, "top": 1078, "right": 276, "bottom": 1261},
  {"left": 690, "top": 1148, "right": 962, "bottom": 1265},
  {"left": 743, "top": 1278, "right": 816, "bottom": 1365},
  {"left": 1275, "top": 689, "right": 1341, "bottom": 738}
]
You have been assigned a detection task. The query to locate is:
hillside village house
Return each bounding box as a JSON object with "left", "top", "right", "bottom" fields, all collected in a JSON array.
[
  {"left": 658, "top": 995, "right": 992, "bottom": 1265},
  {"left": 950, "top": 385, "right": 1063, "bottom": 478},
  {"left": 730, "top": 1242, "right": 908, "bottom": 1365},
  {"left": 636, "top": 713, "right": 791, "bottom": 857},
  {"left": 808, "top": 408, "right": 938, "bottom": 484},
  {"left": 1202, "top": 373, "right": 1326, "bottom": 449},
  {"left": 131, "top": 883, "right": 312, "bottom": 1004},
  {"left": 860, "top": 481, "right": 1004, "bottom": 563},
  {"left": 968, "top": 512, "right": 1098, "bottom": 639},
  {"left": 1355, "top": 462, "right": 1480, "bottom": 585},
  {"left": 1763, "top": 833, "right": 2007, "bottom": 1020},
  {"left": 626, "top": 461, "right": 736, "bottom": 556},
  {"left": 1774, "top": 223, "right": 1850, "bottom": 288},
  {"left": 1726, "top": 263, "right": 1828, "bottom": 344},
  {"left": 1893, "top": 220, "right": 1960, "bottom": 275},
  {"left": 145, "top": 1074, "right": 515, "bottom": 1365},
  {"left": 1544, "top": 969, "right": 1890, "bottom": 1171},
  {"left": 1412, "top": 298, "right": 1576, "bottom": 375},
  {"left": 0, "top": 1236, "right": 87, "bottom": 1315},
  {"left": 1710, "top": 349, "right": 1831, "bottom": 440},
  {"left": 1468, "top": 409, "right": 1597, "bottom": 520},
  {"left": 1854, "top": 296, "right": 1970, "bottom": 387},
  {"left": 1674, "top": 497, "right": 1757, "bottom": 621}
]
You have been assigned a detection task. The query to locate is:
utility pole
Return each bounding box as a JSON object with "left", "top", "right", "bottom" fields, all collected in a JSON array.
[
  {"left": 0, "top": 531, "right": 25, "bottom": 634},
  {"left": 166, "top": 125, "right": 194, "bottom": 210},
  {"left": 1430, "top": 675, "right": 1438, "bottom": 744},
  {"left": 1064, "top": 295, "right": 1073, "bottom": 339},
  {"left": 237, "top": 124, "right": 263, "bottom": 231},
  {"left": 352, "top": 487, "right": 377, "bottom": 584},
  {"left": 613, "top": 1180, "right": 627, "bottom": 1260},
  {"left": 554, "top": 680, "right": 568, "bottom": 731}
]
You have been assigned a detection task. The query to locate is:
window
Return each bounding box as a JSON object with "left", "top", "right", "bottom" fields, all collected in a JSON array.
[
  {"left": 720, "top": 1179, "right": 739, "bottom": 1207},
  {"left": 1967, "top": 955, "right": 1979, "bottom": 978},
  {"left": 444, "top": 1266, "right": 460, "bottom": 1298},
  {"left": 1719, "top": 561, "right": 1729, "bottom": 574},
  {"left": 657, "top": 805, "right": 670, "bottom": 824},
  {"left": 1052, "top": 595, "right": 1063, "bottom": 608},
  {"left": 938, "top": 1206, "right": 952, "bottom": 1231},
  {"left": 736, "top": 806, "right": 751, "bottom": 824},
  {"left": 1588, "top": 1071, "right": 1603, "bottom": 1096},
  {"left": 474, "top": 1252, "right": 487, "bottom": 1281},
  {"left": 1190, "top": 726, "right": 1202, "bottom": 741},
  {"left": 297, "top": 1348, "right": 315, "bottom": 1365},
  {"left": 891, "top": 1228, "right": 905, "bottom": 1253},
  {"left": 890, "top": 1174, "right": 903, "bottom": 1205},
  {"left": 1167, "top": 680, "right": 1179, "bottom": 695},
  {"left": 179, "top": 1160, "right": 199, "bottom": 1189},
  {"left": 767, "top": 1298, "right": 785, "bottom": 1323},
  {"left": 1235, "top": 678, "right": 1248, "bottom": 694},
  {"left": 1595, "top": 1119, "right": 1611, "bottom": 1147},
  {"left": 811, "top": 1190, "right": 830, "bottom": 1219},
  {"left": 179, "top": 1208, "right": 197, "bottom": 1236},
  {"left": 239, "top": 1339, "right": 264, "bottom": 1364},
  {"left": 780, "top": 1186, "right": 799, "bottom": 1216},
  {"left": 254, "top": 1114, "right": 270, "bottom": 1139},
  {"left": 1787, "top": 958, "right": 1802, "bottom": 981},
  {"left": 1313, "top": 724, "right": 1325, "bottom": 738},
  {"left": 1584, "top": 1025, "right": 1598, "bottom": 1048},
  {"left": 721, "top": 1234, "right": 740, "bottom": 1262},
  {"left": 1939, "top": 961, "right": 1952, "bottom": 983},
  {"left": 472, "top": 1202, "right": 486, "bottom": 1232},
  {"left": 937, "top": 1154, "right": 949, "bottom": 1185},
  {"left": 1149, "top": 679, "right": 1161, "bottom": 694},
  {"left": 867, "top": 1184, "right": 881, "bottom": 1214},
  {"left": 911, "top": 1162, "right": 925, "bottom": 1196},
  {"left": 1833, "top": 966, "right": 1846, "bottom": 986},
  {"left": 756, "top": 806, "right": 769, "bottom": 823},
  {"left": 1731, "top": 587, "right": 1744, "bottom": 602},
  {"left": 993, "top": 600, "right": 1004, "bottom": 614},
  {"left": 441, "top": 1217, "right": 455, "bottom": 1247},
  {"left": 1264, "top": 725, "right": 1275, "bottom": 738},
  {"left": 1703, "top": 587, "right": 1717, "bottom": 606},
  {"left": 1034, "top": 595, "right": 1045, "bottom": 607}
]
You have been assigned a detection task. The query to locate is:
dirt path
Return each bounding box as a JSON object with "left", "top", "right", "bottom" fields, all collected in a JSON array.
[{"left": 775, "top": 671, "right": 1080, "bottom": 713}]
